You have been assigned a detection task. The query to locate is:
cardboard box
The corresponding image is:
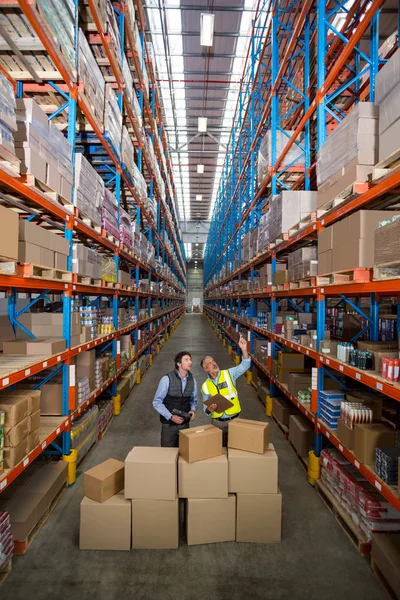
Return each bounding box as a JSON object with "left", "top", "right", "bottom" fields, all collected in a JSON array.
[
  {"left": 179, "top": 424, "right": 222, "bottom": 463},
  {"left": 336, "top": 420, "right": 356, "bottom": 450},
  {"left": 272, "top": 397, "right": 297, "bottom": 427},
  {"left": 24, "top": 461, "right": 67, "bottom": 504},
  {"left": 345, "top": 390, "right": 383, "bottom": 420},
  {"left": 26, "top": 428, "right": 40, "bottom": 453},
  {"left": 0, "top": 394, "right": 29, "bottom": 426},
  {"left": 278, "top": 352, "right": 304, "bottom": 370},
  {"left": 18, "top": 241, "right": 42, "bottom": 264},
  {"left": 0, "top": 490, "right": 48, "bottom": 540},
  {"left": 186, "top": 496, "right": 236, "bottom": 545},
  {"left": 3, "top": 438, "right": 27, "bottom": 468},
  {"left": 320, "top": 340, "right": 338, "bottom": 357},
  {"left": 287, "top": 373, "right": 311, "bottom": 397},
  {"left": 289, "top": 415, "right": 314, "bottom": 458},
  {"left": 318, "top": 227, "right": 334, "bottom": 253},
  {"left": 80, "top": 492, "right": 131, "bottom": 551},
  {"left": 371, "top": 533, "right": 400, "bottom": 600},
  {"left": 0, "top": 205, "right": 19, "bottom": 261},
  {"left": 19, "top": 219, "right": 46, "bottom": 247},
  {"left": 54, "top": 253, "right": 68, "bottom": 271},
  {"left": 49, "top": 233, "right": 69, "bottom": 256},
  {"left": 28, "top": 409, "right": 40, "bottom": 433},
  {"left": 372, "top": 350, "right": 399, "bottom": 372},
  {"left": 317, "top": 159, "right": 374, "bottom": 209},
  {"left": 4, "top": 416, "right": 29, "bottom": 447},
  {"left": 354, "top": 423, "right": 395, "bottom": 465},
  {"left": 131, "top": 498, "right": 179, "bottom": 549},
  {"left": 2, "top": 338, "right": 66, "bottom": 356},
  {"left": 178, "top": 452, "right": 228, "bottom": 499},
  {"left": 236, "top": 491, "right": 282, "bottom": 543},
  {"left": 274, "top": 270, "right": 288, "bottom": 285},
  {"left": 125, "top": 446, "right": 178, "bottom": 500},
  {"left": 317, "top": 250, "right": 333, "bottom": 275},
  {"left": 76, "top": 349, "right": 95, "bottom": 390},
  {"left": 228, "top": 418, "right": 269, "bottom": 454},
  {"left": 17, "top": 382, "right": 63, "bottom": 416},
  {"left": 228, "top": 444, "right": 278, "bottom": 493},
  {"left": 84, "top": 458, "right": 125, "bottom": 503},
  {"left": 40, "top": 247, "right": 54, "bottom": 268},
  {"left": 117, "top": 375, "right": 131, "bottom": 405},
  {"left": 257, "top": 383, "right": 269, "bottom": 404}
]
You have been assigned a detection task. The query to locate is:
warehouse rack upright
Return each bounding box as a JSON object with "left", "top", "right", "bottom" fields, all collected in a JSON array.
[
  {"left": 0, "top": 0, "right": 185, "bottom": 493},
  {"left": 204, "top": 0, "right": 400, "bottom": 513}
]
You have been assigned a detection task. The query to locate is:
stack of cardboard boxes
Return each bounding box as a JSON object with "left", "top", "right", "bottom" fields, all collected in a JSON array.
[
  {"left": 0, "top": 389, "right": 41, "bottom": 469},
  {"left": 375, "top": 48, "right": 400, "bottom": 162},
  {"left": 80, "top": 419, "right": 282, "bottom": 550},
  {"left": 19, "top": 219, "right": 70, "bottom": 271}
]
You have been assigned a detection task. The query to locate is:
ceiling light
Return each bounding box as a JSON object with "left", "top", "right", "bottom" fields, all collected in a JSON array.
[
  {"left": 200, "top": 13, "right": 215, "bottom": 47},
  {"left": 196, "top": 194, "right": 202, "bottom": 201},
  {"left": 196, "top": 244, "right": 199, "bottom": 247},
  {"left": 197, "top": 164, "right": 204, "bottom": 174},
  {"left": 198, "top": 117, "right": 207, "bottom": 132}
]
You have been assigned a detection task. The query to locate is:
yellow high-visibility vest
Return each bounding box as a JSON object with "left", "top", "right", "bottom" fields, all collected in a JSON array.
[{"left": 202, "top": 369, "right": 241, "bottom": 418}]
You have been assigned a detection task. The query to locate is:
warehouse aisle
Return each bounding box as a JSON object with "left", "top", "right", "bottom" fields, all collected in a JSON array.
[{"left": 2, "top": 314, "right": 383, "bottom": 600}]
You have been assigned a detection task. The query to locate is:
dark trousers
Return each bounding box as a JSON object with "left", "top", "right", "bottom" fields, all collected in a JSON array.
[
  {"left": 161, "top": 422, "right": 189, "bottom": 447},
  {"left": 211, "top": 419, "right": 229, "bottom": 447}
]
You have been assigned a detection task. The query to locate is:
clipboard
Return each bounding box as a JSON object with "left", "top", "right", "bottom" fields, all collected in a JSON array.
[{"left": 204, "top": 393, "right": 234, "bottom": 413}]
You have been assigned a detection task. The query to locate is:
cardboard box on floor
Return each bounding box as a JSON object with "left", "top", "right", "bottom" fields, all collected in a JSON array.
[
  {"left": 179, "top": 424, "right": 222, "bottom": 463},
  {"left": 228, "top": 444, "right": 278, "bottom": 494},
  {"left": 80, "top": 492, "right": 131, "bottom": 551},
  {"left": 124, "top": 447, "right": 178, "bottom": 500},
  {"left": 178, "top": 451, "right": 228, "bottom": 499},
  {"left": 228, "top": 418, "right": 269, "bottom": 454},
  {"left": 272, "top": 397, "right": 298, "bottom": 427},
  {"left": 289, "top": 415, "right": 314, "bottom": 458},
  {"left": 236, "top": 491, "right": 282, "bottom": 543},
  {"left": 84, "top": 458, "right": 125, "bottom": 503},
  {"left": 132, "top": 498, "right": 179, "bottom": 549},
  {"left": 371, "top": 533, "right": 400, "bottom": 600},
  {"left": 186, "top": 496, "right": 236, "bottom": 545}
]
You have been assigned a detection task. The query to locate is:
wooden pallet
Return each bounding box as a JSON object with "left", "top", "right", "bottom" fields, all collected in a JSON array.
[
  {"left": 13, "top": 482, "right": 67, "bottom": 556},
  {"left": 101, "top": 230, "right": 118, "bottom": 246},
  {"left": 316, "top": 268, "right": 371, "bottom": 286},
  {"left": 370, "top": 148, "right": 400, "bottom": 182},
  {"left": 271, "top": 414, "right": 289, "bottom": 439},
  {"left": 72, "top": 273, "right": 102, "bottom": 287},
  {"left": 316, "top": 180, "right": 370, "bottom": 218},
  {"left": 98, "top": 416, "right": 114, "bottom": 440},
  {"left": 0, "top": 557, "right": 12, "bottom": 586},
  {"left": 76, "top": 211, "right": 102, "bottom": 234},
  {"left": 0, "top": 144, "right": 20, "bottom": 177},
  {"left": 22, "top": 174, "right": 72, "bottom": 207},
  {"left": 0, "top": 261, "right": 72, "bottom": 282},
  {"left": 118, "top": 283, "right": 133, "bottom": 291},
  {"left": 371, "top": 557, "right": 399, "bottom": 600},
  {"left": 102, "top": 280, "right": 117, "bottom": 289},
  {"left": 289, "top": 277, "right": 316, "bottom": 290},
  {"left": 316, "top": 479, "right": 371, "bottom": 557},
  {"left": 288, "top": 211, "right": 317, "bottom": 237}
]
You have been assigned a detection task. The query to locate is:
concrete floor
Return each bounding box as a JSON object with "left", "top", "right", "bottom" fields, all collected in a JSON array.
[{"left": 2, "top": 314, "right": 384, "bottom": 600}]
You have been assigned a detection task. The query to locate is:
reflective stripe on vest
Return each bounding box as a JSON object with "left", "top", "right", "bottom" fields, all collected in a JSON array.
[{"left": 202, "top": 369, "right": 241, "bottom": 418}]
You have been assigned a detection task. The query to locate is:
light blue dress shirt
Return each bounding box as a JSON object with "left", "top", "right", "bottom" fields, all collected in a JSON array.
[
  {"left": 153, "top": 371, "right": 198, "bottom": 421},
  {"left": 201, "top": 358, "right": 251, "bottom": 415}
]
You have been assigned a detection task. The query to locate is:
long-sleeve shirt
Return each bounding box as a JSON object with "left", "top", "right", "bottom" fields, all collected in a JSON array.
[
  {"left": 201, "top": 358, "right": 251, "bottom": 415},
  {"left": 153, "top": 372, "right": 198, "bottom": 421}
]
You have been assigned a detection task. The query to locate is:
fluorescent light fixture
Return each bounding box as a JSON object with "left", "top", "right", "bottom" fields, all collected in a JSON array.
[
  {"left": 197, "top": 164, "right": 204, "bottom": 174},
  {"left": 196, "top": 194, "right": 202, "bottom": 201},
  {"left": 200, "top": 13, "right": 215, "bottom": 47},
  {"left": 196, "top": 244, "right": 199, "bottom": 247},
  {"left": 198, "top": 117, "right": 208, "bottom": 132}
]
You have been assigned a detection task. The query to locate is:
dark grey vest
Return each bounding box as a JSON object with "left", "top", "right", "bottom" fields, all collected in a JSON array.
[{"left": 160, "top": 369, "right": 194, "bottom": 424}]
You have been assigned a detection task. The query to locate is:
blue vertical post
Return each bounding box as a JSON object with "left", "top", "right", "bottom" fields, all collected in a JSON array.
[
  {"left": 317, "top": 0, "right": 327, "bottom": 151},
  {"left": 369, "top": 12, "right": 380, "bottom": 102},
  {"left": 304, "top": 14, "right": 311, "bottom": 191},
  {"left": 370, "top": 292, "right": 379, "bottom": 341}
]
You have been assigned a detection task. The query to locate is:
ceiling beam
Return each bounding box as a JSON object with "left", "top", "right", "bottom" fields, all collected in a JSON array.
[{"left": 144, "top": 4, "right": 254, "bottom": 11}]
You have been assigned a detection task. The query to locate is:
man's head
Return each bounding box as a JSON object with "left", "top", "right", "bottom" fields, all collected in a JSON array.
[
  {"left": 175, "top": 351, "right": 192, "bottom": 372},
  {"left": 200, "top": 356, "right": 219, "bottom": 377}
]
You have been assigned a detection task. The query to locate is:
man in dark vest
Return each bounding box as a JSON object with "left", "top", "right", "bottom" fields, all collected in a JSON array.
[{"left": 153, "top": 351, "right": 197, "bottom": 447}]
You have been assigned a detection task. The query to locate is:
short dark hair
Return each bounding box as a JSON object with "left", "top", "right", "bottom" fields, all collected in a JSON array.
[{"left": 175, "top": 351, "right": 192, "bottom": 369}]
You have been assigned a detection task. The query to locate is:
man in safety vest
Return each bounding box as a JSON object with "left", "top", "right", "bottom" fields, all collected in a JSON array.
[
  {"left": 200, "top": 336, "right": 250, "bottom": 445},
  {"left": 153, "top": 351, "right": 197, "bottom": 447}
]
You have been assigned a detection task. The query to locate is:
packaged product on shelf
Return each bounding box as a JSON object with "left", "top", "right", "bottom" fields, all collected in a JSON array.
[
  {"left": 72, "top": 243, "right": 103, "bottom": 279},
  {"left": 321, "top": 447, "right": 400, "bottom": 541},
  {"left": 258, "top": 213, "right": 269, "bottom": 252},
  {"left": 375, "top": 48, "right": 400, "bottom": 161},
  {"left": 120, "top": 208, "right": 133, "bottom": 249},
  {"left": 104, "top": 85, "right": 122, "bottom": 158},
  {"left": 79, "top": 306, "right": 99, "bottom": 340},
  {"left": 101, "top": 256, "right": 117, "bottom": 283},
  {"left": 319, "top": 391, "right": 345, "bottom": 430},
  {"left": 374, "top": 217, "right": 400, "bottom": 267},
  {"left": 269, "top": 191, "right": 317, "bottom": 242},
  {"left": 70, "top": 405, "right": 99, "bottom": 462},
  {"left": 104, "top": 0, "right": 122, "bottom": 73},
  {"left": 0, "top": 72, "right": 17, "bottom": 160},
  {"left": 97, "top": 398, "right": 114, "bottom": 436},
  {"left": 258, "top": 130, "right": 305, "bottom": 187},
  {"left": 375, "top": 447, "right": 400, "bottom": 485},
  {"left": 0, "top": 512, "right": 13, "bottom": 568},
  {"left": 102, "top": 188, "right": 119, "bottom": 239},
  {"left": 316, "top": 103, "right": 378, "bottom": 209},
  {"left": 74, "top": 153, "right": 104, "bottom": 226},
  {"left": 133, "top": 21, "right": 143, "bottom": 72},
  {"left": 35, "top": 0, "right": 75, "bottom": 71},
  {"left": 288, "top": 246, "right": 317, "bottom": 282},
  {"left": 78, "top": 29, "right": 105, "bottom": 127}
]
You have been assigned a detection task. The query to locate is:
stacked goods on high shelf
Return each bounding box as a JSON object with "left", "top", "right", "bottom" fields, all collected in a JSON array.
[
  {"left": 121, "top": 127, "right": 147, "bottom": 202},
  {"left": 102, "top": 188, "right": 119, "bottom": 240},
  {"left": 104, "top": 85, "right": 122, "bottom": 158},
  {"left": 80, "top": 419, "right": 280, "bottom": 550},
  {"left": 16, "top": 219, "right": 69, "bottom": 270},
  {"left": 0, "top": 461, "right": 68, "bottom": 551},
  {"left": 257, "top": 130, "right": 305, "bottom": 188},
  {"left": 78, "top": 29, "right": 105, "bottom": 126},
  {"left": 0, "top": 74, "right": 17, "bottom": 163},
  {"left": 316, "top": 103, "right": 378, "bottom": 210},
  {"left": 288, "top": 247, "right": 317, "bottom": 282},
  {"left": 320, "top": 448, "right": 400, "bottom": 542},
  {"left": 0, "top": 411, "right": 3, "bottom": 474},
  {"left": 36, "top": 0, "right": 75, "bottom": 70},
  {"left": 122, "top": 55, "right": 143, "bottom": 130},
  {"left": 146, "top": 135, "right": 165, "bottom": 201},
  {"left": 375, "top": 48, "right": 400, "bottom": 161},
  {"left": 0, "top": 511, "right": 13, "bottom": 569},
  {"left": 269, "top": 191, "right": 316, "bottom": 242},
  {"left": 374, "top": 215, "right": 400, "bottom": 275},
  {"left": 318, "top": 210, "right": 399, "bottom": 276},
  {"left": 15, "top": 99, "right": 73, "bottom": 200},
  {"left": 102, "top": 256, "right": 117, "bottom": 283},
  {"left": 0, "top": 389, "right": 41, "bottom": 469},
  {"left": 72, "top": 243, "right": 103, "bottom": 280},
  {"left": 74, "top": 153, "right": 105, "bottom": 227}
]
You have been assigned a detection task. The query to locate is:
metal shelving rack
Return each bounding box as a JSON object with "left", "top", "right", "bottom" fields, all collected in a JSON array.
[
  {"left": 204, "top": 0, "right": 400, "bottom": 513},
  {"left": 0, "top": 0, "right": 185, "bottom": 492}
]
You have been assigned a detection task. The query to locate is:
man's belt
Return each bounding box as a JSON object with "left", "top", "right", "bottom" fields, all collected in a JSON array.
[{"left": 216, "top": 413, "right": 240, "bottom": 422}]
